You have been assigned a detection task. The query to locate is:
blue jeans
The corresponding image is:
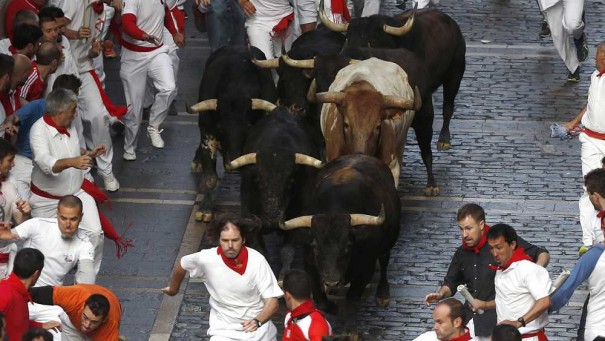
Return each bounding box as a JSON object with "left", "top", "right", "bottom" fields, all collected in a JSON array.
[{"left": 201, "top": 0, "right": 246, "bottom": 51}]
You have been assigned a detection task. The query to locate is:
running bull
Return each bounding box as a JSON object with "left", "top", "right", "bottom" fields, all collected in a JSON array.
[
  {"left": 320, "top": 1, "right": 466, "bottom": 151},
  {"left": 282, "top": 153, "right": 401, "bottom": 329},
  {"left": 316, "top": 58, "right": 421, "bottom": 187},
  {"left": 188, "top": 46, "right": 277, "bottom": 221},
  {"left": 225, "top": 107, "right": 323, "bottom": 281}
]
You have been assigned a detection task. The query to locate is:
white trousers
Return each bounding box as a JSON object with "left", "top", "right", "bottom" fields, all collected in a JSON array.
[
  {"left": 144, "top": 29, "right": 180, "bottom": 108},
  {"left": 7, "top": 154, "right": 33, "bottom": 201},
  {"left": 120, "top": 46, "right": 176, "bottom": 153},
  {"left": 30, "top": 190, "right": 105, "bottom": 274},
  {"left": 77, "top": 72, "right": 114, "bottom": 177},
  {"left": 246, "top": 16, "right": 296, "bottom": 60},
  {"left": 579, "top": 133, "right": 605, "bottom": 246},
  {"left": 543, "top": 1, "right": 582, "bottom": 73},
  {"left": 29, "top": 303, "right": 65, "bottom": 341},
  {"left": 294, "top": 0, "right": 317, "bottom": 25},
  {"left": 209, "top": 321, "right": 277, "bottom": 341}
]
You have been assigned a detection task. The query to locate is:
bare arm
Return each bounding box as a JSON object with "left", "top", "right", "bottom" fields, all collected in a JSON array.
[
  {"left": 535, "top": 252, "right": 550, "bottom": 267},
  {"left": 241, "top": 297, "right": 279, "bottom": 332},
  {"left": 162, "top": 261, "right": 187, "bottom": 296},
  {"left": 564, "top": 105, "right": 587, "bottom": 131},
  {"left": 424, "top": 285, "right": 453, "bottom": 305}
]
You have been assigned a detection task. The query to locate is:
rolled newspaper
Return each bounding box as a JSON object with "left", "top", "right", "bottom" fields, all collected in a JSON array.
[
  {"left": 458, "top": 284, "right": 484, "bottom": 315},
  {"left": 549, "top": 269, "right": 571, "bottom": 294}
]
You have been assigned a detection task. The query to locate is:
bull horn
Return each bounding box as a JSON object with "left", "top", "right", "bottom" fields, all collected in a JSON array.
[
  {"left": 382, "top": 95, "right": 415, "bottom": 110},
  {"left": 316, "top": 91, "right": 345, "bottom": 105},
  {"left": 225, "top": 153, "right": 257, "bottom": 170},
  {"left": 188, "top": 99, "right": 218, "bottom": 113},
  {"left": 307, "top": 79, "right": 317, "bottom": 103},
  {"left": 383, "top": 3, "right": 417, "bottom": 36},
  {"left": 251, "top": 58, "right": 280, "bottom": 69},
  {"left": 294, "top": 153, "right": 323, "bottom": 168},
  {"left": 251, "top": 98, "right": 277, "bottom": 112},
  {"left": 282, "top": 215, "right": 313, "bottom": 230},
  {"left": 319, "top": 0, "right": 349, "bottom": 32},
  {"left": 350, "top": 205, "right": 386, "bottom": 226},
  {"left": 413, "top": 85, "right": 422, "bottom": 110},
  {"left": 283, "top": 54, "right": 315, "bottom": 69},
  {"left": 349, "top": 59, "right": 361, "bottom": 64}
]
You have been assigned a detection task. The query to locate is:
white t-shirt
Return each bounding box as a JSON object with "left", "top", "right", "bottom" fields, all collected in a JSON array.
[
  {"left": 181, "top": 247, "right": 283, "bottom": 339},
  {"left": 0, "top": 181, "right": 21, "bottom": 279},
  {"left": 61, "top": 0, "right": 105, "bottom": 73},
  {"left": 582, "top": 71, "right": 605, "bottom": 133},
  {"left": 122, "top": 0, "right": 166, "bottom": 49},
  {"left": 30, "top": 117, "right": 84, "bottom": 196},
  {"left": 250, "top": 0, "right": 293, "bottom": 21},
  {"left": 14, "top": 217, "right": 94, "bottom": 286},
  {"left": 586, "top": 250, "right": 605, "bottom": 334},
  {"left": 495, "top": 260, "right": 551, "bottom": 334}
]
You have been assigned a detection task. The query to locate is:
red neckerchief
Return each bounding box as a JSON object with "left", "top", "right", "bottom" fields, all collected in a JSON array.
[
  {"left": 217, "top": 246, "right": 248, "bottom": 275},
  {"left": 598, "top": 70, "right": 605, "bottom": 77},
  {"left": 288, "top": 300, "right": 320, "bottom": 323},
  {"left": 1, "top": 273, "right": 33, "bottom": 303},
  {"left": 488, "top": 247, "right": 532, "bottom": 271},
  {"left": 92, "top": 1, "right": 104, "bottom": 13},
  {"left": 43, "top": 114, "right": 70, "bottom": 137},
  {"left": 448, "top": 327, "right": 472, "bottom": 341},
  {"left": 331, "top": 0, "right": 351, "bottom": 22},
  {"left": 462, "top": 225, "right": 490, "bottom": 254},
  {"left": 271, "top": 13, "right": 294, "bottom": 40}
]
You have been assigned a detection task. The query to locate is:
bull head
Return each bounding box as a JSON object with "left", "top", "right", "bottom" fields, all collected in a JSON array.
[
  {"left": 226, "top": 152, "right": 323, "bottom": 171},
  {"left": 382, "top": 3, "right": 417, "bottom": 36},
  {"left": 316, "top": 86, "right": 421, "bottom": 111},
  {"left": 187, "top": 98, "right": 276, "bottom": 114},
  {"left": 319, "top": 0, "right": 349, "bottom": 32},
  {"left": 281, "top": 204, "right": 385, "bottom": 230}
]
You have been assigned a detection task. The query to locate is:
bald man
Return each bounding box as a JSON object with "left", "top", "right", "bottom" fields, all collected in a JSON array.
[
  {"left": 19, "top": 42, "right": 61, "bottom": 103},
  {"left": 0, "top": 54, "right": 31, "bottom": 120}
]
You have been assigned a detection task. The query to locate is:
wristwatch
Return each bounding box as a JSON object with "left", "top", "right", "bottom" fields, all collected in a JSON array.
[
  {"left": 517, "top": 316, "right": 526, "bottom": 327},
  {"left": 253, "top": 318, "right": 262, "bottom": 328}
]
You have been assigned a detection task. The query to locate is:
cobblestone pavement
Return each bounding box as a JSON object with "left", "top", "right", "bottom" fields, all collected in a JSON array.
[{"left": 93, "top": 0, "right": 605, "bottom": 340}]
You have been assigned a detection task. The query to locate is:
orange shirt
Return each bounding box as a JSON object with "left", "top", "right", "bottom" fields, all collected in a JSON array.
[{"left": 53, "top": 284, "right": 121, "bottom": 341}]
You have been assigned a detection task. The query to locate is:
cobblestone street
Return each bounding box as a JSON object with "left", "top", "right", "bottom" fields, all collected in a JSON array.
[{"left": 94, "top": 0, "right": 605, "bottom": 340}]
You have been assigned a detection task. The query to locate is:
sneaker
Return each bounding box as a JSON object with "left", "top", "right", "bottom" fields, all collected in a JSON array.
[
  {"left": 539, "top": 20, "right": 550, "bottom": 38},
  {"left": 147, "top": 126, "right": 165, "bottom": 148},
  {"left": 567, "top": 67, "right": 580, "bottom": 82},
  {"left": 103, "top": 173, "right": 120, "bottom": 192},
  {"left": 103, "top": 40, "right": 117, "bottom": 58},
  {"left": 574, "top": 33, "right": 589, "bottom": 63},
  {"left": 123, "top": 151, "right": 137, "bottom": 161}
]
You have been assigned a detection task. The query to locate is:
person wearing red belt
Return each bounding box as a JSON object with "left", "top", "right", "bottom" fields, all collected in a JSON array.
[{"left": 565, "top": 42, "right": 605, "bottom": 252}]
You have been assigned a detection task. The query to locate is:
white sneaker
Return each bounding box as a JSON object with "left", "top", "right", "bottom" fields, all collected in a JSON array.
[
  {"left": 123, "top": 151, "right": 137, "bottom": 161},
  {"left": 147, "top": 126, "right": 165, "bottom": 148},
  {"left": 103, "top": 173, "right": 120, "bottom": 192}
]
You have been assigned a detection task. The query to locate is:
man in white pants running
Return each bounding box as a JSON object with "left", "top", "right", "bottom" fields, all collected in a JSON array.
[
  {"left": 537, "top": 0, "right": 588, "bottom": 82},
  {"left": 120, "top": 0, "right": 184, "bottom": 161}
]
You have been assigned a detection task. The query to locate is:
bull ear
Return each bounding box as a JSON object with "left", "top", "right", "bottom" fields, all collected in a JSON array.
[{"left": 321, "top": 104, "right": 345, "bottom": 161}]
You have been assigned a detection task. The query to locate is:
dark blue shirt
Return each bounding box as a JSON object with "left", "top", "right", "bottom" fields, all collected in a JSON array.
[{"left": 15, "top": 99, "right": 46, "bottom": 159}]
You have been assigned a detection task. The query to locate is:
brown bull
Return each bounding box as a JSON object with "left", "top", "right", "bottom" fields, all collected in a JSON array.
[{"left": 318, "top": 58, "right": 420, "bottom": 187}]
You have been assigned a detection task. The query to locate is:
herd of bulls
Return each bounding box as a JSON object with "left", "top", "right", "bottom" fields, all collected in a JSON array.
[{"left": 187, "top": 3, "right": 467, "bottom": 330}]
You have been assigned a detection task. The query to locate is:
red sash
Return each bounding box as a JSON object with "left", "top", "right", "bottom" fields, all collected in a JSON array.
[
  {"left": 583, "top": 127, "right": 605, "bottom": 141},
  {"left": 88, "top": 71, "right": 128, "bottom": 121},
  {"left": 522, "top": 329, "right": 547, "bottom": 340}
]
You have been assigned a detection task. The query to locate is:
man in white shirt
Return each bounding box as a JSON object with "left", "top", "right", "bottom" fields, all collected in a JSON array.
[
  {"left": 0, "top": 194, "right": 96, "bottom": 340},
  {"left": 59, "top": 0, "right": 120, "bottom": 192},
  {"left": 413, "top": 298, "right": 473, "bottom": 341},
  {"left": 163, "top": 214, "right": 283, "bottom": 341},
  {"left": 565, "top": 42, "right": 605, "bottom": 251},
  {"left": 478, "top": 224, "right": 552, "bottom": 340},
  {"left": 29, "top": 88, "right": 106, "bottom": 274}
]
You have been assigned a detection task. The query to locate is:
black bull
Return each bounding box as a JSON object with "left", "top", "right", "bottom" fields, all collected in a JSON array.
[
  {"left": 189, "top": 46, "right": 277, "bottom": 221},
  {"left": 320, "top": 4, "right": 466, "bottom": 151},
  {"left": 283, "top": 153, "right": 401, "bottom": 327}
]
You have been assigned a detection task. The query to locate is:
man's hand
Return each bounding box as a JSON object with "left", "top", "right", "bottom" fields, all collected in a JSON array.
[
  {"left": 142, "top": 34, "right": 161, "bottom": 46},
  {"left": 161, "top": 286, "right": 179, "bottom": 296},
  {"left": 88, "top": 39, "right": 102, "bottom": 58},
  {"left": 111, "top": 0, "right": 124, "bottom": 10},
  {"left": 87, "top": 145, "right": 107, "bottom": 158},
  {"left": 173, "top": 32, "right": 186, "bottom": 48},
  {"left": 78, "top": 26, "right": 91, "bottom": 39},
  {"left": 15, "top": 200, "right": 31, "bottom": 216},
  {"left": 237, "top": 0, "right": 256, "bottom": 17},
  {"left": 471, "top": 299, "right": 486, "bottom": 312},
  {"left": 424, "top": 292, "right": 442, "bottom": 306},
  {"left": 42, "top": 321, "right": 62, "bottom": 332},
  {"left": 242, "top": 319, "right": 260, "bottom": 333},
  {"left": 0, "top": 222, "right": 14, "bottom": 238},
  {"left": 72, "top": 155, "right": 94, "bottom": 170}
]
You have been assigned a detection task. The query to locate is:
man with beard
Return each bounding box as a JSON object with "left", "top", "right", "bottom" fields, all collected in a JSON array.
[
  {"left": 0, "top": 195, "right": 96, "bottom": 340},
  {"left": 414, "top": 298, "right": 472, "bottom": 341},
  {"left": 424, "top": 204, "right": 549, "bottom": 340},
  {"left": 163, "top": 214, "right": 283, "bottom": 341}
]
